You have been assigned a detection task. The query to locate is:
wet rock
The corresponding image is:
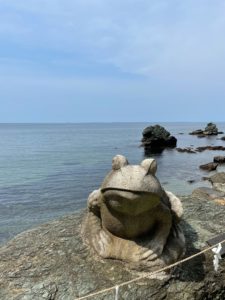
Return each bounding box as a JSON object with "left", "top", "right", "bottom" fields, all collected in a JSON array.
[
  {"left": 199, "top": 162, "right": 218, "bottom": 171},
  {"left": 1, "top": 197, "right": 225, "bottom": 299},
  {"left": 176, "top": 147, "right": 196, "bottom": 154},
  {"left": 141, "top": 125, "right": 177, "bottom": 153},
  {"left": 204, "top": 122, "right": 218, "bottom": 135},
  {"left": 221, "top": 136, "right": 225, "bottom": 141},
  {"left": 213, "top": 156, "right": 225, "bottom": 163},
  {"left": 209, "top": 172, "right": 225, "bottom": 193},
  {"left": 187, "top": 179, "right": 195, "bottom": 184},
  {"left": 189, "top": 123, "right": 222, "bottom": 137},
  {"left": 192, "top": 187, "right": 225, "bottom": 201},
  {"left": 210, "top": 172, "right": 225, "bottom": 184},
  {"left": 196, "top": 146, "right": 225, "bottom": 152},
  {"left": 189, "top": 129, "right": 203, "bottom": 135}
]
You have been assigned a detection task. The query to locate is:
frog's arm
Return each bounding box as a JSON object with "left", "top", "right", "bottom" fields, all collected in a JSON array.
[{"left": 165, "top": 191, "right": 183, "bottom": 221}]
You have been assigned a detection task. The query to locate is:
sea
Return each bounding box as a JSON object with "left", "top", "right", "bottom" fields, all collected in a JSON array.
[{"left": 1, "top": 122, "right": 225, "bottom": 245}]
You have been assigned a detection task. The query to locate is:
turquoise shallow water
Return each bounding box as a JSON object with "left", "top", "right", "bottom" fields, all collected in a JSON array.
[{"left": 1, "top": 122, "right": 225, "bottom": 244}]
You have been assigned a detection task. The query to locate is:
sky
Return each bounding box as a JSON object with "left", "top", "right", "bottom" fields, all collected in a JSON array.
[{"left": 0, "top": 0, "right": 225, "bottom": 122}]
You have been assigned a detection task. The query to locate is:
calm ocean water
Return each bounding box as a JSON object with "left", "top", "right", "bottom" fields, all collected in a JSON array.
[{"left": 1, "top": 122, "right": 225, "bottom": 244}]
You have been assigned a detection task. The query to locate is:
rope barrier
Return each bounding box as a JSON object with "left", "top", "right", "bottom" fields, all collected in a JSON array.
[{"left": 75, "top": 239, "right": 225, "bottom": 300}]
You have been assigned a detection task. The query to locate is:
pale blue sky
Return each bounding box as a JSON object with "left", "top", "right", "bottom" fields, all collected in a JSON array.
[{"left": 0, "top": 0, "right": 225, "bottom": 122}]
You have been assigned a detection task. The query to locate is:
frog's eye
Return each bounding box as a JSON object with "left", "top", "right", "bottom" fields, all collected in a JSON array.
[
  {"left": 112, "top": 155, "right": 129, "bottom": 170},
  {"left": 141, "top": 158, "right": 157, "bottom": 175}
]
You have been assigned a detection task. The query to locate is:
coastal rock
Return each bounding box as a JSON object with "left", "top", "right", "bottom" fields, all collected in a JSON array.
[
  {"left": 213, "top": 156, "right": 225, "bottom": 163},
  {"left": 209, "top": 172, "right": 225, "bottom": 193},
  {"left": 192, "top": 187, "right": 225, "bottom": 201},
  {"left": 189, "top": 129, "right": 204, "bottom": 135},
  {"left": 204, "top": 122, "right": 218, "bottom": 135},
  {"left": 196, "top": 146, "right": 225, "bottom": 152},
  {"left": 199, "top": 162, "right": 218, "bottom": 171},
  {"left": 210, "top": 172, "right": 225, "bottom": 184},
  {"left": 189, "top": 123, "right": 221, "bottom": 137},
  {"left": 83, "top": 155, "right": 185, "bottom": 269},
  {"left": 1, "top": 196, "right": 225, "bottom": 299},
  {"left": 177, "top": 146, "right": 225, "bottom": 153},
  {"left": 141, "top": 125, "right": 177, "bottom": 153},
  {"left": 197, "top": 134, "right": 206, "bottom": 138},
  {"left": 176, "top": 147, "right": 196, "bottom": 154}
]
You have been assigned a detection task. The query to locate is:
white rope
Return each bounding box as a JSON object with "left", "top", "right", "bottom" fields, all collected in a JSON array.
[
  {"left": 212, "top": 243, "right": 222, "bottom": 271},
  {"left": 115, "top": 285, "right": 119, "bottom": 300}
]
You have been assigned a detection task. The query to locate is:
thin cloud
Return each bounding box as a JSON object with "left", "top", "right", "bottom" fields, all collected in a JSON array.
[{"left": 0, "top": 1, "right": 225, "bottom": 121}]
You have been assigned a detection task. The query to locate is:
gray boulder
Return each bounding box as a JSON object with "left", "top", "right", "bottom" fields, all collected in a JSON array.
[
  {"left": 209, "top": 172, "right": 225, "bottom": 193},
  {"left": 210, "top": 172, "right": 225, "bottom": 184}
]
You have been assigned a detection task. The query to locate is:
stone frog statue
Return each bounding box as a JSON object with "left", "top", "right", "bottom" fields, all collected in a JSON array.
[{"left": 82, "top": 155, "right": 185, "bottom": 269}]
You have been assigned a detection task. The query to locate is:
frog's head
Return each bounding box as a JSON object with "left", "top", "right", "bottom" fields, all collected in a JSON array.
[{"left": 101, "top": 155, "right": 164, "bottom": 215}]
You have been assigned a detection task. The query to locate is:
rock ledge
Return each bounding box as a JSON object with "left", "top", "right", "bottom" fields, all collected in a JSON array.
[{"left": 1, "top": 198, "right": 225, "bottom": 300}]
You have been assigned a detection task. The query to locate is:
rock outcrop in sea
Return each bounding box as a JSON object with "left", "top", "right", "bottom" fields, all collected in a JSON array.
[
  {"left": 189, "top": 122, "right": 223, "bottom": 137},
  {"left": 141, "top": 124, "right": 177, "bottom": 154}
]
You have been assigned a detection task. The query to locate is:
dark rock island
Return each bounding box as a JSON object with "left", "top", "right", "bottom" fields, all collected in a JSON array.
[{"left": 141, "top": 124, "right": 177, "bottom": 154}]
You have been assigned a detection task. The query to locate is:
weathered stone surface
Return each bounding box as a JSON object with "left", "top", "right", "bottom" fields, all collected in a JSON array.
[
  {"left": 193, "top": 173, "right": 225, "bottom": 204},
  {"left": 189, "top": 123, "right": 222, "bottom": 137},
  {"left": 189, "top": 129, "right": 204, "bottom": 135},
  {"left": 177, "top": 146, "right": 225, "bottom": 154},
  {"left": 208, "top": 172, "right": 225, "bottom": 194},
  {"left": 83, "top": 155, "right": 185, "bottom": 270},
  {"left": 1, "top": 196, "right": 225, "bottom": 300},
  {"left": 214, "top": 156, "right": 225, "bottom": 163},
  {"left": 196, "top": 146, "right": 225, "bottom": 152},
  {"left": 176, "top": 147, "right": 196, "bottom": 154},
  {"left": 192, "top": 187, "right": 225, "bottom": 201},
  {"left": 199, "top": 162, "right": 218, "bottom": 171},
  {"left": 209, "top": 172, "right": 225, "bottom": 184},
  {"left": 204, "top": 122, "right": 218, "bottom": 135},
  {"left": 141, "top": 125, "right": 177, "bottom": 153}
]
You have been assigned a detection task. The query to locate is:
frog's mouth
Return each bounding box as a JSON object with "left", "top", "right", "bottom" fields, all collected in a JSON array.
[{"left": 101, "top": 187, "right": 160, "bottom": 215}]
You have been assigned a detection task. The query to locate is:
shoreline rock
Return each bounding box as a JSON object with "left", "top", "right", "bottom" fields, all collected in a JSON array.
[
  {"left": 1, "top": 193, "right": 225, "bottom": 299},
  {"left": 141, "top": 125, "right": 177, "bottom": 153},
  {"left": 176, "top": 145, "right": 225, "bottom": 153},
  {"left": 199, "top": 162, "right": 218, "bottom": 171},
  {"left": 214, "top": 156, "right": 225, "bottom": 163},
  {"left": 189, "top": 122, "right": 223, "bottom": 137}
]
